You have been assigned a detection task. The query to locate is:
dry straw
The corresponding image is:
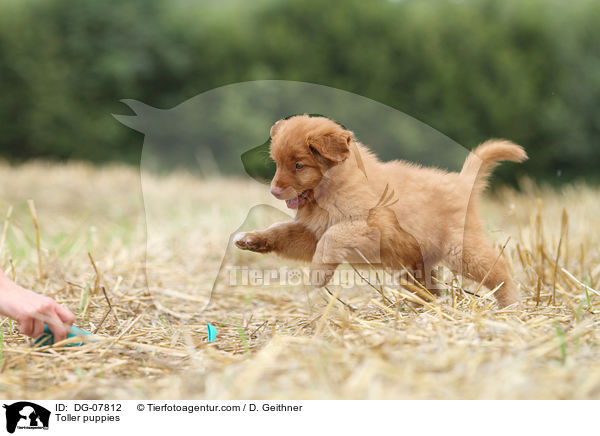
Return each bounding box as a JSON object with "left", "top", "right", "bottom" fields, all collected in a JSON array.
[{"left": 0, "top": 161, "right": 598, "bottom": 399}]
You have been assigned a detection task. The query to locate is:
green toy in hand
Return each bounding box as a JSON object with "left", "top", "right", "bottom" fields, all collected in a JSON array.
[{"left": 34, "top": 324, "right": 92, "bottom": 347}]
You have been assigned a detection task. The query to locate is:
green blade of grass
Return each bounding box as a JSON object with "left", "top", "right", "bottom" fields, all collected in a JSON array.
[
  {"left": 554, "top": 321, "right": 567, "bottom": 364},
  {"left": 79, "top": 273, "right": 96, "bottom": 316}
]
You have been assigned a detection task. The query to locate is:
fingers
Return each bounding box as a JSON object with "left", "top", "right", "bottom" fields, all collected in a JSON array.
[
  {"left": 18, "top": 297, "right": 73, "bottom": 342},
  {"left": 46, "top": 314, "right": 69, "bottom": 343},
  {"left": 54, "top": 303, "right": 75, "bottom": 326},
  {"left": 45, "top": 300, "right": 71, "bottom": 342},
  {"left": 17, "top": 317, "right": 34, "bottom": 337},
  {"left": 0, "top": 280, "right": 75, "bottom": 341},
  {"left": 31, "top": 318, "right": 46, "bottom": 339}
]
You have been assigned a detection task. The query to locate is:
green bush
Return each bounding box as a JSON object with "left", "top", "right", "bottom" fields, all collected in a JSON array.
[{"left": 0, "top": 0, "right": 598, "bottom": 184}]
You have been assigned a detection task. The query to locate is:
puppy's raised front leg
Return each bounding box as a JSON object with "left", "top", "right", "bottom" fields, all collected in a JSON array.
[{"left": 234, "top": 221, "right": 317, "bottom": 262}]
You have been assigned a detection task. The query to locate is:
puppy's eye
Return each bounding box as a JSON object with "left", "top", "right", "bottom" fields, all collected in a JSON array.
[{"left": 295, "top": 163, "right": 304, "bottom": 170}]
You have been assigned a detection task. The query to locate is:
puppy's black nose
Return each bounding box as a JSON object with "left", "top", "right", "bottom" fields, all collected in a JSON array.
[{"left": 270, "top": 185, "right": 285, "bottom": 199}]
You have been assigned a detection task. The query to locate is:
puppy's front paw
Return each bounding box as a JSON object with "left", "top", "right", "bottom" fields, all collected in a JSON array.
[{"left": 233, "top": 232, "right": 272, "bottom": 253}]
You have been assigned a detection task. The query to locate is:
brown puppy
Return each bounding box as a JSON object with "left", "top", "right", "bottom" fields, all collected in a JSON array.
[{"left": 234, "top": 115, "right": 527, "bottom": 307}]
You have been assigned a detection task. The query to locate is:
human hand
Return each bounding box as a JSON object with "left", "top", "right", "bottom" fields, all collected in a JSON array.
[{"left": 0, "top": 277, "right": 75, "bottom": 342}]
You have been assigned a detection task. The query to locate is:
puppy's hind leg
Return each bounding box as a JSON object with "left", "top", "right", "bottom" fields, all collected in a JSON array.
[
  {"left": 310, "top": 221, "right": 382, "bottom": 287},
  {"left": 446, "top": 234, "right": 518, "bottom": 308},
  {"left": 365, "top": 202, "right": 440, "bottom": 296},
  {"left": 411, "top": 260, "right": 444, "bottom": 297}
]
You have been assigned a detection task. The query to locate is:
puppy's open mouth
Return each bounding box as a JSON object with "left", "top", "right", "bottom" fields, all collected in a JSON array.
[{"left": 285, "top": 190, "right": 311, "bottom": 209}]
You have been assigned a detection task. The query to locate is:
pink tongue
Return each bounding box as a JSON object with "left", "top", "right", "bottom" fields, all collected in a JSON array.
[{"left": 286, "top": 197, "right": 299, "bottom": 209}]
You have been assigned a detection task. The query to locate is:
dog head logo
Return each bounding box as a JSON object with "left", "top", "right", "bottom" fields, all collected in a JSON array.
[
  {"left": 113, "top": 80, "right": 472, "bottom": 311},
  {"left": 3, "top": 402, "right": 50, "bottom": 433}
]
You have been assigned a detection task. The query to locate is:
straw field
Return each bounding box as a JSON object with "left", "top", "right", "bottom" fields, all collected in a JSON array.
[{"left": 0, "top": 160, "right": 599, "bottom": 399}]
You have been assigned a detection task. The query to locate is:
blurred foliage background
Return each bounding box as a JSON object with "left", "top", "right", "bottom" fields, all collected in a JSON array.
[{"left": 0, "top": 0, "right": 598, "bottom": 184}]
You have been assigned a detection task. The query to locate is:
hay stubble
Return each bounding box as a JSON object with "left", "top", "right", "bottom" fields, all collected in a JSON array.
[{"left": 0, "top": 161, "right": 599, "bottom": 399}]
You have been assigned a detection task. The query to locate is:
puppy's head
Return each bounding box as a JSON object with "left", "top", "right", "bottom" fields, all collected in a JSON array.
[{"left": 269, "top": 115, "right": 352, "bottom": 209}]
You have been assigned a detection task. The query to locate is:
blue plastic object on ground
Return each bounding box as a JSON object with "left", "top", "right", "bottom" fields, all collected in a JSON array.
[
  {"left": 207, "top": 323, "right": 217, "bottom": 342},
  {"left": 34, "top": 324, "right": 92, "bottom": 347}
]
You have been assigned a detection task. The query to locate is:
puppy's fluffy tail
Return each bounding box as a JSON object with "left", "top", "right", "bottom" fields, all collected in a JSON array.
[{"left": 460, "top": 139, "right": 528, "bottom": 193}]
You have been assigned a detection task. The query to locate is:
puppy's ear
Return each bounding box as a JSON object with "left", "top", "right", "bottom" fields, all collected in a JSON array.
[
  {"left": 308, "top": 131, "right": 351, "bottom": 164},
  {"left": 270, "top": 119, "right": 285, "bottom": 138}
]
